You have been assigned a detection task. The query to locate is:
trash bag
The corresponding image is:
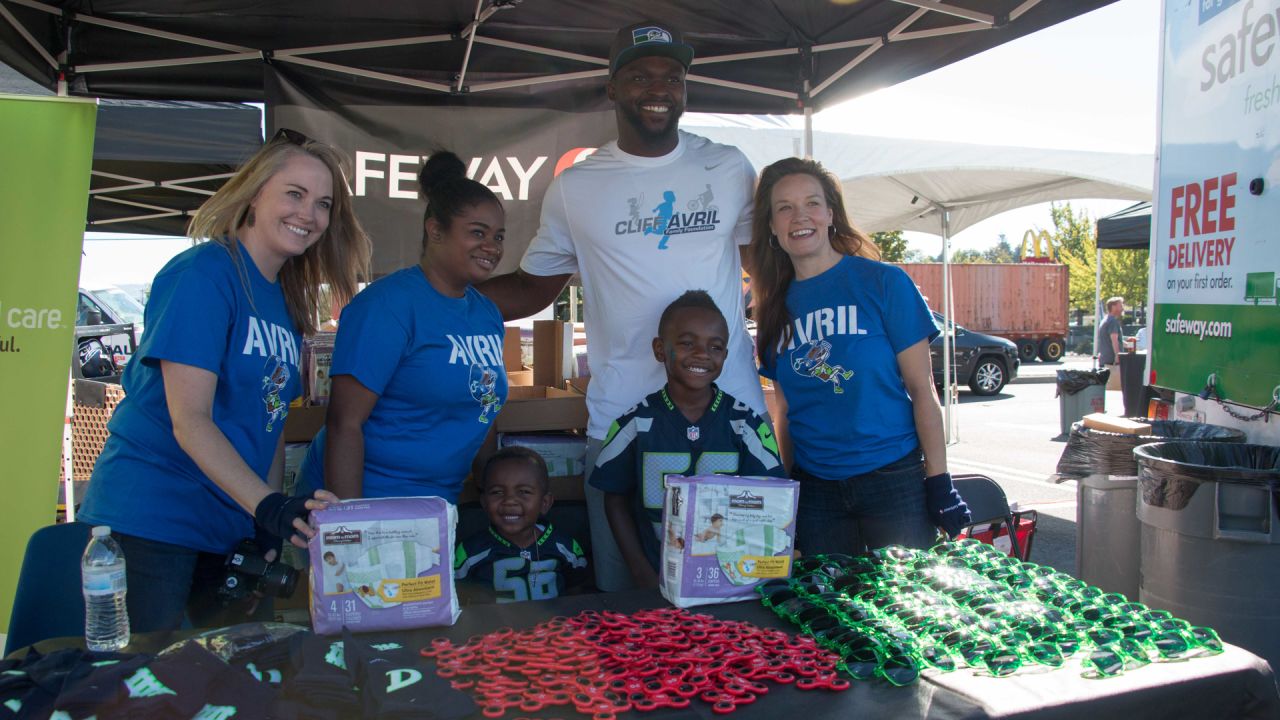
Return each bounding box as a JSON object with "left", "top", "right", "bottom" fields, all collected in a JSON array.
[
  {"left": 1134, "top": 442, "right": 1280, "bottom": 511},
  {"left": 1054, "top": 420, "right": 1247, "bottom": 480},
  {"left": 1055, "top": 368, "right": 1109, "bottom": 397}
]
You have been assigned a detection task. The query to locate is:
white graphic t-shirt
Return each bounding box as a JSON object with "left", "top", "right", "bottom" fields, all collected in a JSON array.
[{"left": 521, "top": 131, "right": 765, "bottom": 438}]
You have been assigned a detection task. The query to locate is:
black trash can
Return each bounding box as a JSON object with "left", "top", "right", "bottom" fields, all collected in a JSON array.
[
  {"left": 1055, "top": 422, "right": 1246, "bottom": 598},
  {"left": 1135, "top": 442, "right": 1280, "bottom": 671},
  {"left": 1118, "top": 352, "right": 1149, "bottom": 417},
  {"left": 1055, "top": 369, "right": 1107, "bottom": 436}
]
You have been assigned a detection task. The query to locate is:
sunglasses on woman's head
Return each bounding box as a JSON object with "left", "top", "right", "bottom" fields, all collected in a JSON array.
[{"left": 272, "top": 127, "right": 313, "bottom": 146}]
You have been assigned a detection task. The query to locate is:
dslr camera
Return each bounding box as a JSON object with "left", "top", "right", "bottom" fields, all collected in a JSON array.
[{"left": 217, "top": 539, "right": 299, "bottom": 605}]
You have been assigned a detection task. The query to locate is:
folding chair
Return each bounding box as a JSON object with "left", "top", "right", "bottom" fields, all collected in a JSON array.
[
  {"left": 952, "top": 474, "right": 1037, "bottom": 561},
  {"left": 5, "top": 522, "right": 93, "bottom": 655}
]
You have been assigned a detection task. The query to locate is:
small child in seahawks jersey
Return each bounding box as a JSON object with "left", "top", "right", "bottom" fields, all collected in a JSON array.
[
  {"left": 591, "top": 290, "right": 786, "bottom": 589},
  {"left": 454, "top": 446, "right": 588, "bottom": 603}
]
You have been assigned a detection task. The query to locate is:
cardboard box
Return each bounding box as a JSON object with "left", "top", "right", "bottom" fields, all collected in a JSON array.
[
  {"left": 496, "top": 385, "right": 587, "bottom": 433},
  {"left": 507, "top": 370, "right": 534, "bottom": 386},
  {"left": 564, "top": 376, "right": 590, "bottom": 395},
  {"left": 457, "top": 472, "right": 585, "bottom": 503},
  {"left": 1082, "top": 413, "right": 1152, "bottom": 435},
  {"left": 499, "top": 433, "right": 588, "bottom": 477},
  {"left": 284, "top": 405, "right": 327, "bottom": 442},
  {"left": 533, "top": 320, "right": 573, "bottom": 389},
  {"left": 503, "top": 325, "right": 524, "bottom": 372}
]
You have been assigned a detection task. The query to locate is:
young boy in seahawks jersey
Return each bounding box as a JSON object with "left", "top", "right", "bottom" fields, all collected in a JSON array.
[
  {"left": 591, "top": 290, "right": 786, "bottom": 588},
  {"left": 454, "top": 446, "right": 588, "bottom": 603}
]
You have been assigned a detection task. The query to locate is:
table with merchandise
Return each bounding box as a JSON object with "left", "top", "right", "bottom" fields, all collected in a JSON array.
[{"left": 9, "top": 540, "right": 1278, "bottom": 720}]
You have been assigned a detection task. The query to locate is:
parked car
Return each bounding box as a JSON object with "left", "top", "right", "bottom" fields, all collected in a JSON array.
[
  {"left": 77, "top": 286, "right": 144, "bottom": 368},
  {"left": 931, "top": 312, "right": 1020, "bottom": 396}
]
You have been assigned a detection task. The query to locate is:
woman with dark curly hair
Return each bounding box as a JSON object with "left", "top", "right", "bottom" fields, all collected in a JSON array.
[{"left": 299, "top": 150, "right": 508, "bottom": 504}]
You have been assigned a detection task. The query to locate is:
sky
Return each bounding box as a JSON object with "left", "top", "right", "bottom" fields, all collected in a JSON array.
[
  {"left": 816, "top": 0, "right": 1160, "bottom": 258},
  {"left": 80, "top": 0, "right": 1162, "bottom": 291}
]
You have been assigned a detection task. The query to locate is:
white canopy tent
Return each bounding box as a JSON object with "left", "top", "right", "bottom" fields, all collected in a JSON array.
[{"left": 686, "top": 122, "right": 1154, "bottom": 440}]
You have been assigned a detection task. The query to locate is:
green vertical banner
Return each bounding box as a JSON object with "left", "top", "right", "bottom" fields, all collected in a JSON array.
[{"left": 0, "top": 95, "right": 97, "bottom": 630}]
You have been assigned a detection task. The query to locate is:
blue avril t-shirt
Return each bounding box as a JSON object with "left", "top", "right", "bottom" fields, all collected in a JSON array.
[
  {"left": 80, "top": 241, "right": 302, "bottom": 554},
  {"left": 300, "top": 267, "right": 507, "bottom": 502},
  {"left": 759, "top": 256, "right": 938, "bottom": 479}
]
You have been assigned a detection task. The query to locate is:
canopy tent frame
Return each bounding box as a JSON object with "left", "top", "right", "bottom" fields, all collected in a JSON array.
[
  {"left": 687, "top": 124, "right": 1152, "bottom": 442},
  {"left": 3, "top": 0, "right": 1077, "bottom": 119},
  {"left": 87, "top": 169, "right": 233, "bottom": 229}
]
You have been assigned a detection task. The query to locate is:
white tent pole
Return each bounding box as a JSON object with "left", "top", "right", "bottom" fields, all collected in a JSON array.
[
  {"left": 803, "top": 81, "right": 813, "bottom": 159},
  {"left": 454, "top": 0, "right": 486, "bottom": 93},
  {"left": 1095, "top": 247, "right": 1103, "bottom": 360},
  {"left": 942, "top": 209, "right": 956, "bottom": 444}
]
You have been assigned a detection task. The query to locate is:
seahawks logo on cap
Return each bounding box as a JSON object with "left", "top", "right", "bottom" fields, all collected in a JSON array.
[{"left": 632, "top": 26, "right": 673, "bottom": 45}]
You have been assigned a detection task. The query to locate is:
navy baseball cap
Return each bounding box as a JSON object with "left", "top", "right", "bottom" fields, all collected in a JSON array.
[{"left": 609, "top": 21, "right": 695, "bottom": 76}]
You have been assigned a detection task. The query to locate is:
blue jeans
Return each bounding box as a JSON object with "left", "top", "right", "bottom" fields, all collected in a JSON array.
[
  {"left": 793, "top": 449, "right": 940, "bottom": 556},
  {"left": 116, "top": 533, "right": 274, "bottom": 634}
]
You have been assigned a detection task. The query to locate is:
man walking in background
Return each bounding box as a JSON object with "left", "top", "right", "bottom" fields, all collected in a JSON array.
[{"left": 1098, "top": 296, "right": 1126, "bottom": 391}]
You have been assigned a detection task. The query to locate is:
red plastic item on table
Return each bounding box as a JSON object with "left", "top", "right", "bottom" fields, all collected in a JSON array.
[{"left": 420, "top": 607, "right": 847, "bottom": 717}]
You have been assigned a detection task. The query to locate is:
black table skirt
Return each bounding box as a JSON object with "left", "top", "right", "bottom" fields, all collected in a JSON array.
[{"left": 23, "top": 590, "right": 1280, "bottom": 719}]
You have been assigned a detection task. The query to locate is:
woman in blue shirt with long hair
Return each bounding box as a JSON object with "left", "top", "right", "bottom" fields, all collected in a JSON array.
[
  {"left": 748, "top": 157, "right": 969, "bottom": 557},
  {"left": 79, "top": 130, "right": 372, "bottom": 633}
]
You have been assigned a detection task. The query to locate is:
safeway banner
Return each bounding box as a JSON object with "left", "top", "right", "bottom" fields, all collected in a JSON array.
[
  {"left": 0, "top": 94, "right": 96, "bottom": 627},
  {"left": 1152, "top": 0, "right": 1280, "bottom": 407},
  {"left": 266, "top": 66, "right": 618, "bottom": 277}
]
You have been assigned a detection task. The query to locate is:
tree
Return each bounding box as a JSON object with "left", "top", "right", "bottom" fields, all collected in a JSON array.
[
  {"left": 871, "top": 231, "right": 908, "bottom": 262},
  {"left": 983, "top": 235, "right": 1017, "bottom": 263},
  {"left": 950, "top": 248, "right": 985, "bottom": 264},
  {"left": 1049, "top": 202, "right": 1094, "bottom": 259},
  {"left": 1046, "top": 202, "right": 1149, "bottom": 315}
]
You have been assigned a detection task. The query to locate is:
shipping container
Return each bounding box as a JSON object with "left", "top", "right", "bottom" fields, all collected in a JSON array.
[{"left": 894, "top": 263, "right": 1069, "bottom": 363}]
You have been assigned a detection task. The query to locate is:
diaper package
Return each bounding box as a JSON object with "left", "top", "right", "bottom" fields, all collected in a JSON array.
[
  {"left": 660, "top": 474, "right": 799, "bottom": 608},
  {"left": 308, "top": 496, "right": 459, "bottom": 634}
]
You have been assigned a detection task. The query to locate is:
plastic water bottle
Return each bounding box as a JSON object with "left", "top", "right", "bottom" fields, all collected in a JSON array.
[{"left": 82, "top": 525, "right": 130, "bottom": 651}]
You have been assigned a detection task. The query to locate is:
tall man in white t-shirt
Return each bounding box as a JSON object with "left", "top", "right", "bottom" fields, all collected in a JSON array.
[{"left": 478, "top": 20, "right": 767, "bottom": 592}]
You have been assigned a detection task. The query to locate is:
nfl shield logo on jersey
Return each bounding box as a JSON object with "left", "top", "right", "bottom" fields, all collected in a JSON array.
[{"left": 686, "top": 426, "right": 700, "bottom": 442}]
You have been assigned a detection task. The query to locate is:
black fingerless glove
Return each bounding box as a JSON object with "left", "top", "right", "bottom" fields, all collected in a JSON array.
[
  {"left": 924, "top": 472, "right": 972, "bottom": 539},
  {"left": 254, "top": 492, "right": 312, "bottom": 542}
]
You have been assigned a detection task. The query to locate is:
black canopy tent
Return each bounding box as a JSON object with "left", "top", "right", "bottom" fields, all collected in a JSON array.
[
  {"left": 1096, "top": 200, "right": 1152, "bottom": 250},
  {"left": 2, "top": 62, "right": 263, "bottom": 236},
  {"left": 87, "top": 101, "right": 262, "bottom": 236},
  {"left": 2, "top": 0, "right": 1114, "bottom": 120}
]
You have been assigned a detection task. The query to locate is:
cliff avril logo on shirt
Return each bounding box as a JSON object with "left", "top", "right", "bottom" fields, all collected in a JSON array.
[
  {"left": 781, "top": 304, "right": 870, "bottom": 394},
  {"left": 261, "top": 356, "right": 291, "bottom": 431},
  {"left": 240, "top": 316, "right": 300, "bottom": 432},
  {"left": 614, "top": 187, "right": 720, "bottom": 250},
  {"left": 468, "top": 363, "right": 503, "bottom": 423},
  {"left": 447, "top": 333, "right": 506, "bottom": 423},
  {"left": 791, "top": 339, "right": 853, "bottom": 394}
]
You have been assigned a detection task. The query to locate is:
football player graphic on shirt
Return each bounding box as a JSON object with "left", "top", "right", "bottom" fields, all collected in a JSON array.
[
  {"left": 791, "top": 339, "right": 854, "bottom": 394},
  {"left": 261, "top": 356, "right": 290, "bottom": 431},
  {"left": 645, "top": 190, "right": 677, "bottom": 249},
  {"left": 469, "top": 363, "right": 503, "bottom": 423}
]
